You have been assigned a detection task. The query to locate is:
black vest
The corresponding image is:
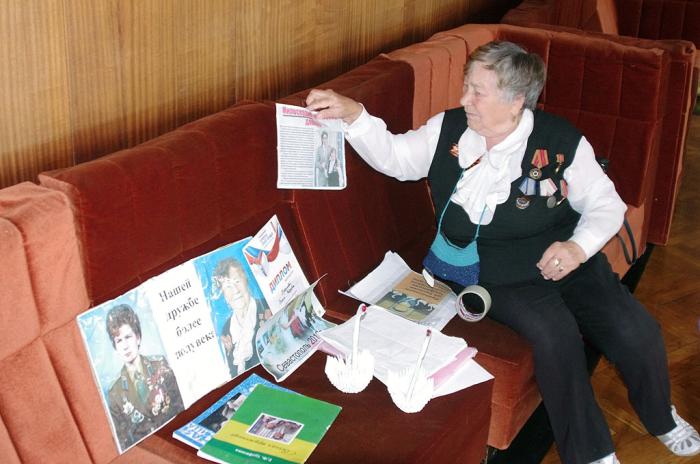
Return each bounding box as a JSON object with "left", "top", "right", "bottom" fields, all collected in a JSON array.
[{"left": 428, "top": 109, "right": 582, "bottom": 287}]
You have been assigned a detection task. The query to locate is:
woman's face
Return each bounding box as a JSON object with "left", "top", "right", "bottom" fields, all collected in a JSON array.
[
  {"left": 221, "top": 265, "right": 251, "bottom": 312},
  {"left": 460, "top": 63, "right": 523, "bottom": 143},
  {"left": 113, "top": 324, "right": 140, "bottom": 365}
]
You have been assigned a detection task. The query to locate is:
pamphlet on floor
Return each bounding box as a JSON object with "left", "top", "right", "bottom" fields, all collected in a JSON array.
[
  {"left": 341, "top": 251, "right": 457, "bottom": 330},
  {"left": 198, "top": 385, "right": 341, "bottom": 464}
]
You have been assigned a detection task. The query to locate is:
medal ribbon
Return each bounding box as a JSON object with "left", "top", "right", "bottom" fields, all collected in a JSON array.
[
  {"left": 539, "top": 178, "right": 557, "bottom": 196},
  {"left": 560, "top": 179, "right": 568, "bottom": 198},
  {"left": 531, "top": 149, "right": 549, "bottom": 168},
  {"left": 518, "top": 177, "right": 537, "bottom": 196}
]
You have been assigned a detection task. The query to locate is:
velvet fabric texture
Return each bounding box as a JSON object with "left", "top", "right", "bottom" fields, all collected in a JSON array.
[
  {"left": 0, "top": 183, "right": 94, "bottom": 463},
  {"left": 502, "top": 1, "right": 699, "bottom": 245}
]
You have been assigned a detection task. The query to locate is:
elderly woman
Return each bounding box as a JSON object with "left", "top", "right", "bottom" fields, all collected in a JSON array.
[{"left": 306, "top": 41, "right": 699, "bottom": 464}]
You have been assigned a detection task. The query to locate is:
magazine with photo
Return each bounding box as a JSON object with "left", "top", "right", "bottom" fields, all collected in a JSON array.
[
  {"left": 76, "top": 238, "right": 273, "bottom": 454},
  {"left": 341, "top": 251, "right": 457, "bottom": 330},
  {"left": 173, "top": 373, "right": 295, "bottom": 449},
  {"left": 198, "top": 385, "right": 341, "bottom": 464},
  {"left": 255, "top": 283, "right": 335, "bottom": 382},
  {"left": 275, "top": 103, "right": 346, "bottom": 190}
]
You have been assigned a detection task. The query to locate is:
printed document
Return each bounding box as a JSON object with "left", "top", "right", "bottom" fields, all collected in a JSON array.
[{"left": 276, "top": 103, "right": 346, "bottom": 190}]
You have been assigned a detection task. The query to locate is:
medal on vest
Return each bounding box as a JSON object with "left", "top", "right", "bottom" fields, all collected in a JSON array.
[
  {"left": 539, "top": 178, "right": 558, "bottom": 208},
  {"left": 516, "top": 196, "right": 531, "bottom": 209},
  {"left": 529, "top": 149, "right": 549, "bottom": 180},
  {"left": 539, "top": 178, "right": 557, "bottom": 196},
  {"left": 555, "top": 179, "right": 569, "bottom": 206},
  {"left": 518, "top": 177, "right": 537, "bottom": 196},
  {"left": 554, "top": 153, "right": 565, "bottom": 174},
  {"left": 516, "top": 177, "right": 537, "bottom": 210}
]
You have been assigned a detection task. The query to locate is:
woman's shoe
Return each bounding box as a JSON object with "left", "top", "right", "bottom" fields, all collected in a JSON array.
[
  {"left": 656, "top": 406, "right": 700, "bottom": 457},
  {"left": 589, "top": 452, "right": 620, "bottom": 464}
]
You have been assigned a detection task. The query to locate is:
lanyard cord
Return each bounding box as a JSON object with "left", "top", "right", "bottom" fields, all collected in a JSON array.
[{"left": 436, "top": 169, "right": 486, "bottom": 239}]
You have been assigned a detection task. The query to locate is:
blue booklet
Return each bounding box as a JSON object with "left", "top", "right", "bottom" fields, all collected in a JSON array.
[{"left": 172, "top": 373, "right": 292, "bottom": 449}]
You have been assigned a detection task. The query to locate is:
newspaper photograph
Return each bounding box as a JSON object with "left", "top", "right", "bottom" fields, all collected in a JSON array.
[{"left": 275, "top": 103, "right": 346, "bottom": 190}]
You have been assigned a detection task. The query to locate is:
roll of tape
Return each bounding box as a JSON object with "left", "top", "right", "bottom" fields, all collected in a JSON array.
[{"left": 456, "top": 285, "right": 491, "bottom": 322}]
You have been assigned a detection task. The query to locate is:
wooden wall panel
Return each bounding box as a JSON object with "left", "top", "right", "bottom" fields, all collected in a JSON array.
[
  {"left": 0, "top": 0, "right": 72, "bottom": 187},
  {"left": 63, "top": 0, "right": 126, "bottom": 163},
  {"left": 0, "top": 0, "right": 517, "bottom": 188}
]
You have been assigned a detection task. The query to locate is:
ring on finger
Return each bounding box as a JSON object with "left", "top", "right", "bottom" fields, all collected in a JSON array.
[
  {"left": 558, "top": 265, "right": 564, "bottom": 272},
  {"left": 553, "top": 258, "right": 561, "bottom": 267}
]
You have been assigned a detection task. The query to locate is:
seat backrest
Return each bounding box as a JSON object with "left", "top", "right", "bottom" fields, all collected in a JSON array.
[
  {"left": 616, "top": 0, "right": 700, "bottom": 48},
  {"left": 502, "top": 2, "right": 699, "bottom": 245},
  {"left": 40, "top": 101, "right": 297, "bottom": 305},
  {"left": 0, "top": 183, "right": 97, "bottom": 463},
  {"left": 548, "top": 0, "right": 620, "bottom": 34}
]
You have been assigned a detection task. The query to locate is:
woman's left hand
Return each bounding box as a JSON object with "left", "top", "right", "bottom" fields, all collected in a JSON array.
[{"left": 537, "top": 240, "right": 586, "bottom": 281}]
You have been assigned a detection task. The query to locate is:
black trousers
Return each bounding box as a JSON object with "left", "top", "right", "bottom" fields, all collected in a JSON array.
[{"left": 485, "top": 253, "right": 676, "bottom": 464}]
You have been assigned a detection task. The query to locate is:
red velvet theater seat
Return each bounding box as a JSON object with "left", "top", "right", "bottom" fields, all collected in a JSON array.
[{"left": 502, "top": 0, "right": 699, "bottom": 245}]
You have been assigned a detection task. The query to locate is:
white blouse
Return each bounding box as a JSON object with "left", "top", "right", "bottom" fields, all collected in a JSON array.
[{"left": 344, "top": 107, "right": 627, "bottom": 260}]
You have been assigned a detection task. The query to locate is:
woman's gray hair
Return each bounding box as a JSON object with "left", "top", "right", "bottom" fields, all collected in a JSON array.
[{"left": 465, "top": 41, "right": 545, "bottom": 111}]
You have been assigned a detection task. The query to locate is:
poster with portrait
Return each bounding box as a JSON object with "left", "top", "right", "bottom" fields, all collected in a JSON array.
[
  {"left": 193, "top": 238, "right": 272, "bottom": 381},
  {"left": 77, "top": 286, "right": 191, "bottom": 453},
  {"left": 77, "top": 230, "right": 334, "bottom": 454},
  {"left": 77, "top": 238, "right": 270, "bottom": 454}
]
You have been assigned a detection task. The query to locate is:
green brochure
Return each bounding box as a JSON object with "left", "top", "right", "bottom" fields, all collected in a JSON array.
[{"left": 198, "top": 385, "right": 341, "bottom": 464}]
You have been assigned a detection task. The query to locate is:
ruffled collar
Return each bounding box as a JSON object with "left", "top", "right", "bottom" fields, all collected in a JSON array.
[{"left": 449, "top": 109, "right": 534, "bottom": 225}]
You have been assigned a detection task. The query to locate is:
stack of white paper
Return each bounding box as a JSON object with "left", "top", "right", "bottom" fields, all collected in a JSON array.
[{"left": 319, "top": 306, "right": 492, "bottom": 398}]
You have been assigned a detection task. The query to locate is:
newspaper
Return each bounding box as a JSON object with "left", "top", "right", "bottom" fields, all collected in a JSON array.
[
  {"left": 341, "top": 251, "right": 457, "bottom": 330},
  {"left": 275, "top": 103, "right": 346, "bottom": 190}
]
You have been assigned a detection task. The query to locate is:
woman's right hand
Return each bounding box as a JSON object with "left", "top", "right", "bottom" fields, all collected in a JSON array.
[{"left": 305, "top": 89, "right": 363, "bottom": 125}]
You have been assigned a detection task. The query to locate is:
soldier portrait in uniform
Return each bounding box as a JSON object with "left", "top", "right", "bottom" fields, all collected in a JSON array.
[{"left": 105, "top": 304, "right": 184, "bottom": 451}]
